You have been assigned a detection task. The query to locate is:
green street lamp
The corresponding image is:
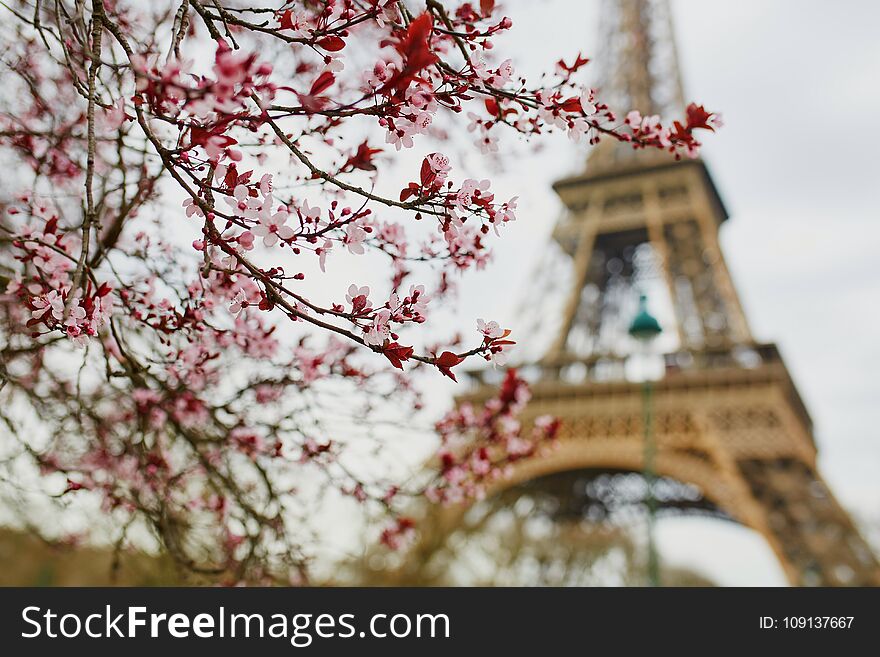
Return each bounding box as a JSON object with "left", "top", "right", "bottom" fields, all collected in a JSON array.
[
  {"left": 629, "top": 294, "right": 663, "bottom": 342},
  {"left": 628, "top": 293, "right": 662, "bottom": 587}
]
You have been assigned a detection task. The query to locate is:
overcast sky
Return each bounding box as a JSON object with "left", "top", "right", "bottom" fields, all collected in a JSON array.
[{"left": 429, "top": 0, "right": 880, "bottom": 585}]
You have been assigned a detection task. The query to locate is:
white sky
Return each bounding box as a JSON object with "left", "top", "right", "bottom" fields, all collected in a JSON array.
[{"left": 429, "top": 0, "right": 880, "bottom": 585}]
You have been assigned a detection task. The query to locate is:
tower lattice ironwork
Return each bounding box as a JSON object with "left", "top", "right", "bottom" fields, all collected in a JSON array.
[{"left": 405, "top": 0, "right": 879, "bottom": 586}]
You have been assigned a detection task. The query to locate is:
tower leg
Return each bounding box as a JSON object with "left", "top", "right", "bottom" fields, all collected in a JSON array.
[{"left": 738, "top": 459, "right": 880, "bottom": 586}]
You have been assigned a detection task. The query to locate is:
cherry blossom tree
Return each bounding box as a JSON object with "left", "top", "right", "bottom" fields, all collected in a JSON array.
[{"left": 0, "top": 0, "right": 717, "bottom": 583}]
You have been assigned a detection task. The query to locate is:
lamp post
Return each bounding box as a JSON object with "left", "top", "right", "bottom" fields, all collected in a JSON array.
[{"left": 628, "top": 293, "right": 663, "bottom": 587}]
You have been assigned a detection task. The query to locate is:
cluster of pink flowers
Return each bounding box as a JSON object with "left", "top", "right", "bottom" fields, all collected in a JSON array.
[
  {"left": 341, "top": 283, "right": 430, "bottom": 351},
  {"left": 624, "top": 103, "right": 722, "bottom": 157},
  {"left": 379, "top": 517, "right": 416, "bottom": 551},
  {"left": 428, "top": 370, "right": 561, "bottom": 505},
  {"left": 27, "top": 286, "right": 113, "bottom": 347},
  {"left": 134, "top": 42, "right": 276, "bottom": 163},
  {"left": 5, "top": 201, "right": 113, "bottom": 346}
]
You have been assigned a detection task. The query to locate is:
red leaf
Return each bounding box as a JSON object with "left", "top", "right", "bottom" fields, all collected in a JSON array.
[
  {"left": 560, "top": 96, "right": 583, "bottom": 113},
  {"left": 484, "top": 98, "right": 499, "bottom": 116},
  {"left": 344, "top": 141, "right": 382, "bottom": 172},
  {"left": 672, "top": 120, "right": 689, "bottom": 139},
  {"left": 382, "top": 342, "right": 414, "bottom": 370},
  {"left": 380, "top": 14, "right": 438, "bottom": 97},
  {"left": 396, "top": 14, "right": 436, "bottom": 64},
  {"left": 189, "top": 125, "right": 236, "bottom": 151},
  {"left": 435, "top": 351, "right": 464, "bottom": 382},
  {"left": 685, "top": 103, "right": 714, "bottom": 132},
  {"left": 399, "top": 183, "right": 419, "bottom": 202},
  {"left": 419, "top": 157, "right": 434, "bottom": 187},
  {"left": 480, "top": 0, "right": 496, "bottom": 15},
  {"left": 435, "top": 351, "right": 464, "bottom": 367},
  {"left": 557, "top": 53, "right": 590, "bottom": 74},
  {"left": 317, "top": 36, "right": 346, "bottom": 52},
  {"left": 279, "top": 10, "right": 294, "bottom": 30},
  {"left": 309, "top": 71, "right": 336, "bottom": 96},
  {"left": 224, "top": 164, "right": 239, "bottom": 190}
]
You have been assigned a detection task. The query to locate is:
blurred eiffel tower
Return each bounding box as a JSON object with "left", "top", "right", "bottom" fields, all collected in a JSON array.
[{"left": 412, "top": 0, "right": 880, "bottom": 586}]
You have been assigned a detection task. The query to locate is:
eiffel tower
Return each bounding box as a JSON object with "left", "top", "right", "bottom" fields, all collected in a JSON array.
[{"left": 409, "top": 0, "right": 880, "bottom": 586}]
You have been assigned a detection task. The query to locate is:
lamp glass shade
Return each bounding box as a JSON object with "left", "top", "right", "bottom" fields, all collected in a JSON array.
[{"left": 628, "top": 294, "right": 662, "bottom": 341}]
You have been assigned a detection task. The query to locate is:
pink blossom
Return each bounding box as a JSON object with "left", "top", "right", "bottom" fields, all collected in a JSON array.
[
  {"left": 32, "top": 290, "right": 65, "bottom": 320},
  {"left": 500, "top": 196, "right": 518, "bottom": 224},
  {"left": 364, "top": 309, "right": 391, "bottom": 346},
  {"left": 298, "top": 200, "right": 321, "bottom": 226},
  {"left": 411, "top": 111, "right": 433, "bottom": 134},
  {"left": 363, "top": 59, "right": 398, "bottom": 91},
  {"left": 317, "top": 238, "right": 332, "bottom": 272},
  {"left": 343, "top": 222, "right": 367, "bottom": 255},
  {"left": 580, "top": 88, "right": 597, "bottom": 115},
  {"left": 229, "top": 289, "right": 248, "bottom": 316},
  {"left": 182, "top": 196, "right": 203, "bottom": 218},
  {"left": 490, "top": 349, "right": 509, "bottom": 367},
  {"left": 455, "top": 178, "right": 491, "bottom": 211},
  {"left": 345, "top": 284, "right": 371, "bottom": 313},
  {"left": 476, "top": 131, "right": 499, "bottom": 154},
  {"left": 567, "top": 117, "right": 590, "bottom": 142},
  {"left": 427, "top": 152, "right": 451, "bottom": 174},
  {"left": 252, "top": 208, "right": 294, "bottom": 247},
  {"left": 408, "top": 284, "right": 430, "bottom": 318},
  {"left": 259, "top": 173, "right": 273, "bottom": 196},
  {"left": 101, "top": 98, "right": 129, "bottom": 131},
  {"left": 225, "top": 184, "right": 259, "bottom": 216},
  {"left": 496, "top": 59, "right": 515, "bottom": 85},
  {"left": 477, "top": 318, "right": 504, "bottom": 339},
  {"left": 237, "top": 230, "right": 255, "bottom": 250},
  {"left": 385, "top": 122, "right": 415, "bottom": 150}
]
